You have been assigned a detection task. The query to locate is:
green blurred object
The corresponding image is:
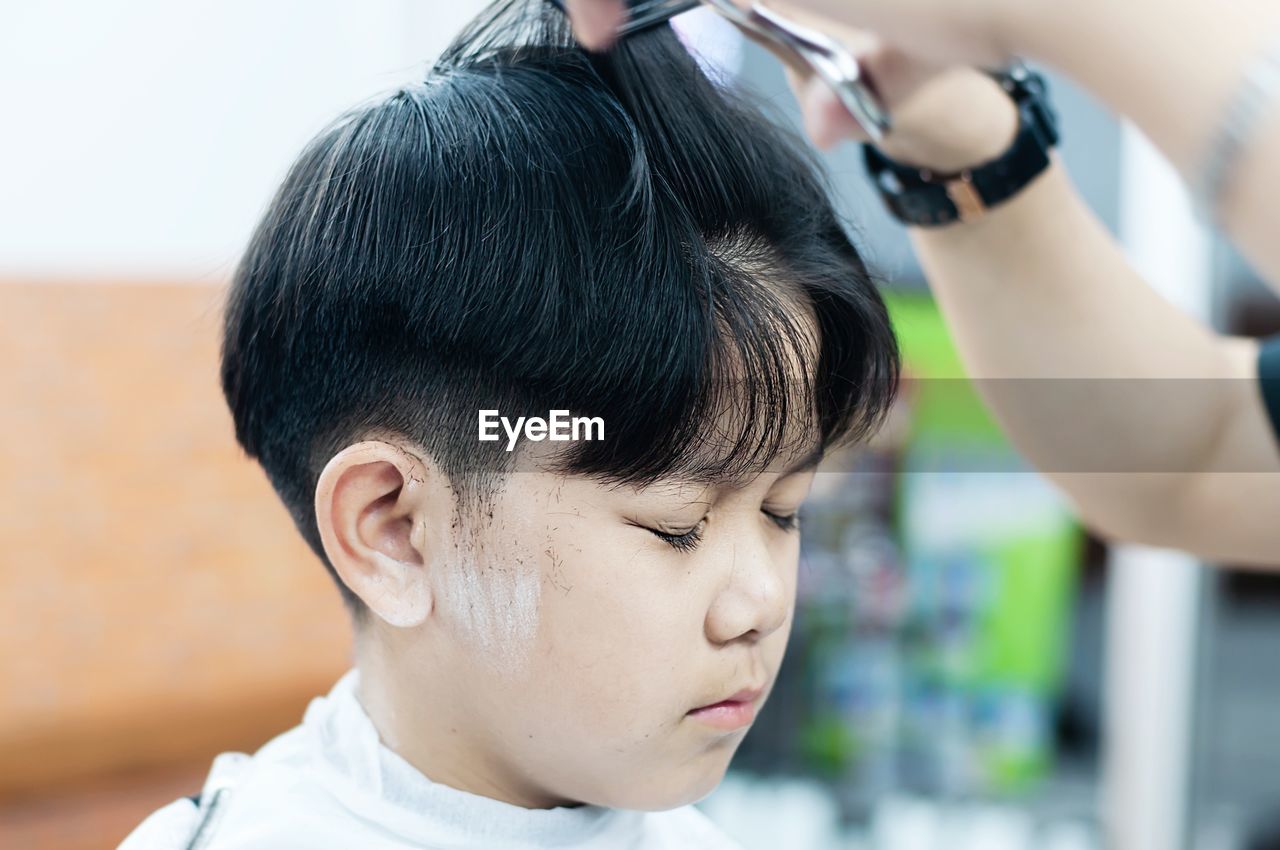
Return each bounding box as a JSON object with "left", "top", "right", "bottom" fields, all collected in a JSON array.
[{"left": 887, "top": 291, "right": 1081, "bottom": 794}]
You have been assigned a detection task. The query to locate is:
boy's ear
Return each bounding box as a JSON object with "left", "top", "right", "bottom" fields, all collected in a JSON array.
[{"left": 314, "top": 441, "right": 451, "bottom": 629}]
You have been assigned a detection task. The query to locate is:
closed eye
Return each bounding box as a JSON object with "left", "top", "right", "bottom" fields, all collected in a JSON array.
[
  {"left": 763, "top": 509, "right": 800, "bottom": 532},
  {"left": 649, "top": 525, "right": 704, "bottom": 552},
  {"left": 636, "top": 509, "right": 797, "bottom": 552},
  {"left": 634, "top": 517, "right": 707, "bottom": 553}
]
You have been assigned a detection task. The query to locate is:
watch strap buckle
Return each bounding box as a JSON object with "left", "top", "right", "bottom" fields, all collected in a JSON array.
[{"left": 944, "top": 172, "right": 987, "bottom": 223}]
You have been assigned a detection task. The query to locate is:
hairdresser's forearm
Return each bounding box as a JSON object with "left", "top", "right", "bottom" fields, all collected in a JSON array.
[
  {"left": 909, "top": 158, "right": 1280, "bottom": 562},
  {"left": 1015, "top": 0, "right": 1280, "bottom": 288}
]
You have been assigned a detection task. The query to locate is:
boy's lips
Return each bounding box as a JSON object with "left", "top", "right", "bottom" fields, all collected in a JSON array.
[{"left": 687, "top": 685, "right": 765, "bottom": 730}]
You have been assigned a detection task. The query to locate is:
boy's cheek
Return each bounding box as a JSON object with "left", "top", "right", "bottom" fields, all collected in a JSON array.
[{"left": 526, "top": 580, "right": 697, "bottom": 726}]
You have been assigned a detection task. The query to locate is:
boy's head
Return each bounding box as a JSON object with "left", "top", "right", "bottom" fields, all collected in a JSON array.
[{"left": 221, "top": 0, "right": 897, "bottom": 813}]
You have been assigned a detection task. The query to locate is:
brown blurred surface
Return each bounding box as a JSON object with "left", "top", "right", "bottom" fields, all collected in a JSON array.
[{"left": 0, "top": 282, "right": 353, "bottom": 848}]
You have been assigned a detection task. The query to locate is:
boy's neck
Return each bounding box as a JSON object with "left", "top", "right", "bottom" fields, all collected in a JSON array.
[{"left": 352, "top": 637, "right": 582, "bottom": 811}]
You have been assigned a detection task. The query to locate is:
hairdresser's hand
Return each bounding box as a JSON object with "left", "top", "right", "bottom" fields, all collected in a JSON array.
[
  {"left": 757, "top": 0, "right": 1037, "bottom": 68},
  {"left": 795, "top": 54, "right": 1016, "bottom": 173},
  {"left": 772, "top": 21, "right": 1018, "bottom": 175},
  {"left": 565, "top": 0, "right": 1041, "bottom": 66},
  {"left": 563, "top": 0, "right": 630, "bottom": 50},
  {"left": 564, "top": 2, "right": 1018, "bottom": 174}
]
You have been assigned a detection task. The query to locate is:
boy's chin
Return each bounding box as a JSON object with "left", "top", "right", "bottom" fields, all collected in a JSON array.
[{"left": 591, "top": 754, "right": 734, "bottom": 812}]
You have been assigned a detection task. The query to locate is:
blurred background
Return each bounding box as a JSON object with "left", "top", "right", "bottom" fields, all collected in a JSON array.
[{"left": 2, "top": 2, "right": 1279, "bottom": 849}]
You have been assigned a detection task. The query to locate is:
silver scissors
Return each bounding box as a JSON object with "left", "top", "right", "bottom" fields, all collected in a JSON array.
[{"left": 556, "top": 0, "right": 892, "bottom": 141}]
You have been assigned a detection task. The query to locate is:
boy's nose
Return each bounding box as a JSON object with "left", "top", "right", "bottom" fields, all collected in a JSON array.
[{"left": 704, "top": 535, "right": 791, "bottom": 646}]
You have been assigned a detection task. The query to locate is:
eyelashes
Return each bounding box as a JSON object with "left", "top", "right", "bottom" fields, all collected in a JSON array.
[
  {"left": 649, "top": 521, "right": 705, "bottom": 553},
  {"left": 647, "top": 510, "right": 800, "bottom": 553},
  {"left": 765, "top": 509, "right": 800, "bottom": 532}
]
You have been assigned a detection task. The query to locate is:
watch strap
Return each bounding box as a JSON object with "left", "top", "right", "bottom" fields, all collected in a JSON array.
[{"left": 1259, "top": 334, "right": 1280, "bottom": 452}]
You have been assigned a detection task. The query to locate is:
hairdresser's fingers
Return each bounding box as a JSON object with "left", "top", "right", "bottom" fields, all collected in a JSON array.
[
  {"left": 738, "top": 16, "right": 880, "bottom": 101},
  {"left": 777, "top": 64, "right": 864, "bottom": 147},
  {"left": 755, "top": 0, "right": 1014, "bottom": 69},
  {"left": 857, "top": 45, "right": 950, "bottom": 108},
  {"left": 798, "top": 75, "right": 870, "bottom": 149},
  {"left": 776, "top": 34, "right": 947, "bottom": 149},
  {"left": 564, "top": 0, "right": 628, "bottom": 50}
]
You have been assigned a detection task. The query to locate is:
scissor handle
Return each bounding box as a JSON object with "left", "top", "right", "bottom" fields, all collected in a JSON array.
[{"left": 748, "top": 4, "right": 892, "bottom": 141}]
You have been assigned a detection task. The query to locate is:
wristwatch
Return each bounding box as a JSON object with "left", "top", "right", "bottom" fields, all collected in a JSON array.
[{"left": 863, "top": 62, "right": 1060, "bottom": 228}]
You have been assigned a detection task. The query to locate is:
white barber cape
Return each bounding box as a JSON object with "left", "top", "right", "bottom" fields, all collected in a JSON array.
[{"left": 118, "top": 669, "right": 746, "bottom": 850}]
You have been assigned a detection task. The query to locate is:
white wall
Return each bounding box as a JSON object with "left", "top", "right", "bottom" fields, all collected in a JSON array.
[{"left": 0, "top": 0, "right": 485, "bottom": 279}]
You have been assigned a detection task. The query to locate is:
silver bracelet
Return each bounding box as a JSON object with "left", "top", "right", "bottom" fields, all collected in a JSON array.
[{"left": 1196, "top": 31, "right": 1280, "bottom": 223}]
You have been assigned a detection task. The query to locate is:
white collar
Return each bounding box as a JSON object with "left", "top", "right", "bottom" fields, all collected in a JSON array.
[{"left": 299, "top": 667, "right": 630, "bottom": 846}]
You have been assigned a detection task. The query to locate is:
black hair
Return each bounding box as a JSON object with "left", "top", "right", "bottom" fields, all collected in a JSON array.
[{"left": 220, "top": 0, "right": 899, "bottom": 618}]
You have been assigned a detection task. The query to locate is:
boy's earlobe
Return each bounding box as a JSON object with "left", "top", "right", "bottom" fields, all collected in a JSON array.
[{"left": 314, "top": 441, "right": 449, "bottom": 629}]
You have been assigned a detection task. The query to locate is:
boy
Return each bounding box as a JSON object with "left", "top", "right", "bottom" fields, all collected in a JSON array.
[{"left": 120, "top": 0, "right": 898, "bottom": 847}]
